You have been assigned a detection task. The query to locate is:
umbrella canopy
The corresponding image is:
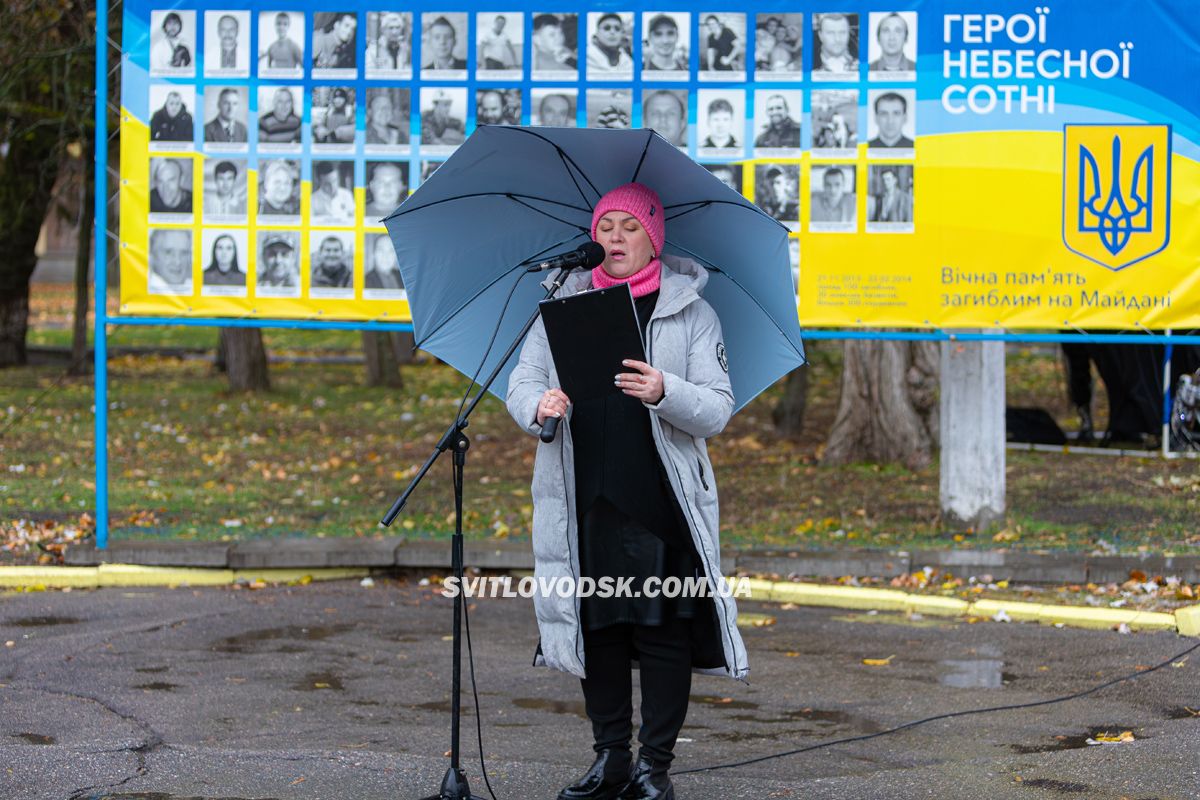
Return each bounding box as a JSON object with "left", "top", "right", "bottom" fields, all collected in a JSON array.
[{"left": 383, "top": 125, "right": 805, "bottom": 412}]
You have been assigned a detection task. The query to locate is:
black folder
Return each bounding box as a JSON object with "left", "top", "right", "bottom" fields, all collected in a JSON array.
[{"left": 539, "top": 283, "right": 646, "bottom": 402}]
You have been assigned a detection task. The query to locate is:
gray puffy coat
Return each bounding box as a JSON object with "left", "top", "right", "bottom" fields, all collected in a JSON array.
[{"left": 505, "top": 255, "right": 750, "bottom": 683}]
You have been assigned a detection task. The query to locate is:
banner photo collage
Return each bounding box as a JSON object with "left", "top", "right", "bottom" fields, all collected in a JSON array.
[{"left": 119, "top": 1, "right": 1200, "bottom": 329}]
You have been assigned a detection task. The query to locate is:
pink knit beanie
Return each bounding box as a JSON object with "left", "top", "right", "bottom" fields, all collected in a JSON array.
[{"left": 590, "top": 182, "right": 665, "bottom": 256}]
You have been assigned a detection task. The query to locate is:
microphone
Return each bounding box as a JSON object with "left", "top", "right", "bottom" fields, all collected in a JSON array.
[
  {"left": 526, "top": 241, "right": 606, "bottom": 273},
  {"left": 540, "top": 413, "right": 562, "bottom": 443}
]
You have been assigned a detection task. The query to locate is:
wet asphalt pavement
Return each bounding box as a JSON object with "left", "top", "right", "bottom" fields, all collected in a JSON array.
[{"left": 1, "top": 575, "right": 1198, "bottom": 800}]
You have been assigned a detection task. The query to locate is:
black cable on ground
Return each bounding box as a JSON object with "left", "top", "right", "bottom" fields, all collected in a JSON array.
[
  {"left": 463, "top": 584, "right": 499, "bottom": 800},
  {"left": 673, "top": 637, "right": 1200, "bottom": 776}
]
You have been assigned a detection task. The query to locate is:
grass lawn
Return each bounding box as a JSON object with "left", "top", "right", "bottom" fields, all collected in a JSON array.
[{"left": 3, "top": 284, "right": 1198, "bottom": 559}]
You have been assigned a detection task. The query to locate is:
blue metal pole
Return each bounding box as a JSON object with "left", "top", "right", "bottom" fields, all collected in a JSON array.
[{"left": 94, "top": 1, "right": 109, "bottom": 549}]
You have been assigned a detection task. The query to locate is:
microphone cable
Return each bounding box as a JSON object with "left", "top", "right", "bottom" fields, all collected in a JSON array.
[{"left": 673, "top": 636, "right": 1200, "bottom": 776}]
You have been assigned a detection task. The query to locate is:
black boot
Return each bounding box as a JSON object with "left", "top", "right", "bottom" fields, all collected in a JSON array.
[
  {"left": 557, "top": 748, "right": 633, "bottom": 800},
  {"left": 617, "top": 755, "right": 673, "bottom": 799}
]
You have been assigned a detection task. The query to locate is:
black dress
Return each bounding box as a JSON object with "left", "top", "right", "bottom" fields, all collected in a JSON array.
[{"left": 570, "top": 290, "right": 702, "bottom": 632}]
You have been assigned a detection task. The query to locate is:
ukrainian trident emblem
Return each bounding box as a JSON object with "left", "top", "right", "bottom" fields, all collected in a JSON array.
[{"left": 1063, "top": 124, "right": 1171, "bottom": 271}]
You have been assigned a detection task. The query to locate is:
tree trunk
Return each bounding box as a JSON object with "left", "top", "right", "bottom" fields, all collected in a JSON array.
[
  {"left": 218, "top": 328, "right": 270, "bottom": 391},
  {"left": 362, "top": 330, "right": 406, "bottom": 387},
  {"left": 0, "top": 288, "right": 31, "bottom": 367},
  {"left": 69, "top": 161, "right": 94, "bottom": 376},
  {"left": 822, "top": 339, "right": 940, "bottom": 470},
  {"left": 772, "top": 366, "right": 810, "bottom": 437}
]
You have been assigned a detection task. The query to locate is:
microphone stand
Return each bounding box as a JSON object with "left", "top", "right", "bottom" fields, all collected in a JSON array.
[{"left": 381, "top": 263, "right": 579, "bottom": 800}]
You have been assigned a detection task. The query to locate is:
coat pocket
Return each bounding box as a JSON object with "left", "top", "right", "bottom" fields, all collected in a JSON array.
[{"left": 696, "top": 457, "right": 709, "bottom": 492}]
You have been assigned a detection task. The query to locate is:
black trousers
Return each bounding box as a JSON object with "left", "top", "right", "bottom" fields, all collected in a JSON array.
[{"left": 579, "top": 615, "right": 693, "bottom": 768}]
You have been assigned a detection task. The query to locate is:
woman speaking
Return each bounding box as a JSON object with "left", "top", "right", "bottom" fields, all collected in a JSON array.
[{"left": 506, "top": 183, "right": 748, "bottom": 800}]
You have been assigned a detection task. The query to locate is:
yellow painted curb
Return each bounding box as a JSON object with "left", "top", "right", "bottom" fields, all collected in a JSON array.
[
  {"left": 232, "top": 568, "right": 369, "bottom": 583},
  {"left": 1177, "top": 605, "right": 1200, "bottom": 637},
  {"left": 0, "top": 565, "right": 370, "bottom": 589},
  {"left": 98, "top": 564, "right": 235, "bottom": 587},
  {"left": 906, "top": 595, "right": 971, "bottom": 617},
  {"left": 0, "top": 566, "right": 100, "bottom": 588},
  {"left": 746, "top": 579, "right": 1193, "bottom": 636}
]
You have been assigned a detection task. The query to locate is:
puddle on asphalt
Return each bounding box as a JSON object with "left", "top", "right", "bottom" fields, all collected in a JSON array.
[
  {"left": 88, "top": 795, "right": 281, "bottom": 800},
  {"left": 211, "top": 624, "right": 354, "bottom": 653},
  {"left": 690, "top": 694, "right": 759, "bottom": 710},
  {"left": 1166, "top": 706, "right": 1200, "bottom": 720},
  {"left": 292, "top": 671, "right": 344, "bottom": 691},
  {"left": 8, "top": 616, "right": 82, "bottom": 627},
  {"left": 13, "top": 733, "right": 56, "bottom": 745},
  {"left": 1011, "top": 726, "right": 1147, "bottom": 754},
  {"left": 511, "top": 697, "right": 588, "bottom": 718},
  {"left": 134, "top": 682, "right": 179, "bottom": 692},
  {"left": 938, "top": 659, "right": 1017, "bottom": 689},
  {"left": 1017, "top": 778, "right": 1091, "bottom": 793}
]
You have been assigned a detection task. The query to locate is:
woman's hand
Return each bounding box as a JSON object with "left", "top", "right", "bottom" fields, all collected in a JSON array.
[
  {"left": 537, "top": 387, "right": 571, "bottom": 425},
  {"left": 616, "top": 359, "right": 664, "bottom": 404}
]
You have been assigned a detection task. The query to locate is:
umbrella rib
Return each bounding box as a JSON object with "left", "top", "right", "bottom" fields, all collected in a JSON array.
[
  {"left": 665, "top": 239, "right": 807, "bottom": 362},
  {"left": 412, "top": 232, "right": 589, "bottom": 350},
  {"left": 387, "top": 191, "right": 592, "bottom": 220},
  {"left": 507, "top": 195, "right": 591, "bottom": 236},
  {"left": 500, "top": 127, "right": 604, "bottom": 206},
  {"left": 629, "top": 130, "right": 654, "bottom": 183},
  {"left": 663, "top": 199, "right": 790, "bottom": 232}
]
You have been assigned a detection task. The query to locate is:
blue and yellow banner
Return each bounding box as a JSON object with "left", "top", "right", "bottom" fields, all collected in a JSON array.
[{"left": 118, "top": 1, "right": 1200, "bottom": 329}]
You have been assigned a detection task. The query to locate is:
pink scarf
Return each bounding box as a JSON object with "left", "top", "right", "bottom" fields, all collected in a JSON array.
[{"left": 591, "top": 258, "right": 661, "bottom": 298}]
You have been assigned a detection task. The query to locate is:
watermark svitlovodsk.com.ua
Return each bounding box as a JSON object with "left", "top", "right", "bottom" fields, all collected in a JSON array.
[{"left": 441, "top": 575, "right": 754, "bottom": 600}]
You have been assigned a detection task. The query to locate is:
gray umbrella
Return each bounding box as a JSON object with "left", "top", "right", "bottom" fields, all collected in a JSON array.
[{"left": 383, "top": 125, "right": 806, "bottom": 411}]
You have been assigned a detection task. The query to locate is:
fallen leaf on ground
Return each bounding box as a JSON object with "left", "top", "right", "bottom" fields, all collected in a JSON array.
[{"left": 862, "top": 655, "right": 895, "bottom": 666}]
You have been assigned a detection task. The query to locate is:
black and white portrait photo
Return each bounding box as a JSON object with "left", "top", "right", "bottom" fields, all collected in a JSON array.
[
  {"left": 476, "top": 12, "right": 522, "bottom": 79},
  {"left": 475, "top": 88, "right": 522, "bottom": 127},
  {"left": 364, "top": 161, "right": 409, "bottom": 220},
  {"left": 420, "top": 160, "right": 443, "bottom": 184},
  {"left": 364, "top": 232, "right": 406, "bottom": 299},
  {"left": 755, "top": 163, "right": 800, "bottom": 230},
  {"left": 200, "top": 228, "right": 248, "bottom": 297},
  {"left": 311, "top": 87, "right": 356, "bottom": 150},
  {"left": 698, "top": 13, "right": 746, "bottom": 81},
  {"left": 867, "top": 89, "right": 916, "bottom": 154},
  {"left": 642, "top": 13, "right": 689, "bottom": 80},
  {"left": 697, "top": 89, "right": 745, "bottom": 157},
  {"left": 586, "top": 89, "right": 632, "bottom": 130},
  {"left": 530, "top": 13, "right": 578, "bottom": 80},
  {"left": 202, "top": 86, "right": 249, "bottom": 151},
  {"left": 812, "top": 13, "right": 859, "bottom": 79},
  {"left": 754, "top": 13, "right": 803, "bottom": 78},
  {"left": 641, "top": 89, "right": 688, "bottom": 148},
  {"left": 421, "top": 13, "right": 468, "bottom": 79},
  {"left": 258, "top": 11, "right": 304, "bottom": 77},
  {"left": 147, "top": 229, "right": 193, "bottom": 295},
  {"left": 752, "top": 90, "right": 802, "bottom": 156},
  {"left": 149, "top": 10, "right": 195, "bottom": 76},
  {"left": 309, "top": 232, "right": 355, "bottom": 299},
  {"left": 203, "top": 11, "right": 250, "bottom": 78},
  {"left": 365, "top": 12, "right": 413, "bottom": 79},
  {"left": 867, "top": 164, "right": 914, "bottom": 232},
  {"left": 811, "top": 89, "right": 858, "bottom": 156},
  {"left": 586, "top": 12, "right": 634, "bottom": 81},
  {"left": 809, "top": 164, "right": 857, "bottom": 232},
  {"left": 148, "top": 157, "right": 193, "bottom": 220},
  {"left": 419, "top": 87, "right": 467, "bottom": 152},
  {"left": 867, "top": 11, "right": 917, "bottom": 80},
  {"left": 310, "top": 160, "right": 356, "bottom": 226},
  {"left": 703, "top": 163, "right": 743, "bottom": 195},
  {"left": 148, "top": 85, "right": 196, "bottom": 149},
  {"left": 312, "top": 12, "right": 358, "bottom": 76},
  {"left": 531, "top": 89, "right": 577, "bottom": 127},
  {"left": 257, "top": 86, "right": 303, "bottom": 151},
  {"left": 202, "top": 158, "right": 247, "bottom": 222},
  {"left": 256, "top": 231, "right": 301, "bottom": 297},
  {"left": 257, "top": 159, "right": 301, "bottom": 221},
  {"left": 365, "top": 88, "right": 411, "bottom": 152}
]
